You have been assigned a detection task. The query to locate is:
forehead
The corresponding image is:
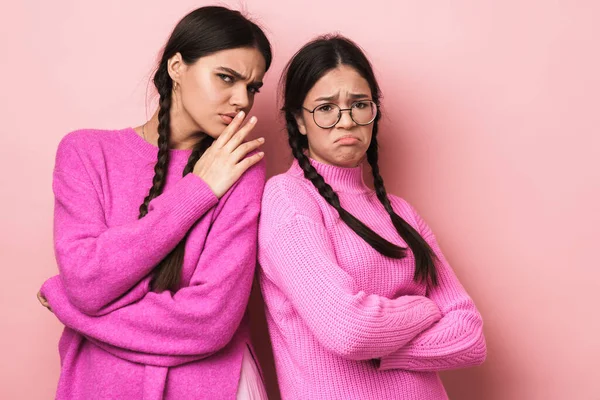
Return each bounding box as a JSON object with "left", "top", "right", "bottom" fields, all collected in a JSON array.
[
  {"left": 194, "top": 47, "right": 267, "bottom": 78},
  {"left": 306, "top": 65, "right": 371, "bottom": 100}
]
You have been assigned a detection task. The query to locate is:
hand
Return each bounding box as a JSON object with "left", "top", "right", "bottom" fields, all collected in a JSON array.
[
  {"left": 37, "top": 291, "right": 52, "bottom": 312},
  {"left": 193, "top": 111, "right": 265, "bottom": 198}
]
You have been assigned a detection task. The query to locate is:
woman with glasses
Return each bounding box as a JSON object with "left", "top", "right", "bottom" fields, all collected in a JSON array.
[{"left": 257, "top": 35, "right": 486, "bottom": 399}]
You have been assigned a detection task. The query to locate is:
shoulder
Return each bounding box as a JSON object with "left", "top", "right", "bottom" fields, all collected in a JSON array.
[
  {"left": 57, "top": 128, "right": 120, "bottom": 152},
  {"left": 387, "top": 194, "right": 415, "bottom": 218},
  {"left": 388, "top": 194, "right": 432, "bottom": 237},
  {"left": 216, "top": 156, "right": 266, "bottom": 212},
  {"left": 386, "top": 194, "right": 421, "bottom": 227},
  {"left": 261, "top": 169, "right": 324, "bottom": 225},
  {"left": 55, "top": 128, "right": 125, "bottom": 171},
  {"left": 232, "top": 156, "right": 267, "bottom": 194}
]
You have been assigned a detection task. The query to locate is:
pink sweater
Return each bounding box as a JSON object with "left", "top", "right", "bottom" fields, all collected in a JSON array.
[
  {"left": 40, "top": 128, "right": 265, "bottom": 400},
  {"left": 258, "top": 159, "right": 486, "bottom": 400}
]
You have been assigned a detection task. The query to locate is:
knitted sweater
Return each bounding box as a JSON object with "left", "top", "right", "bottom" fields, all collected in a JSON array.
[
  {"left": 258, "top": 158, "right": 486, "bottom": 400},
  {"left": 40, "top": 128, "right": 265, "bottom": 400}
]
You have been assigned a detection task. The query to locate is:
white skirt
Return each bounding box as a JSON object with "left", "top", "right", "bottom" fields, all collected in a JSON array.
[{"left": 236, "top": 346, "right": 268, "bottom": 399}]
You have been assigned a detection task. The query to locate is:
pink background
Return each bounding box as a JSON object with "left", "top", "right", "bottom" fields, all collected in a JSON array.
[{"left": 2, "top": 1, "right": 599, "bottom": 399}]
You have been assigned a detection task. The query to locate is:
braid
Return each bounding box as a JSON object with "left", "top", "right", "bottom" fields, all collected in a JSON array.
[
  {"left": 366, "top": 135, "right": 438, "bottom": 285},
  {"left": 287, "top": 118, "right": 342, "bottom": 210},
  {"left": 138, "top": 81, "right": 173, "bottom": 218},
  {"left": 367, "top": 139, "right": 394, "bottom": 214},
  {"left": 183, "top": 135, "right": 214, "bottom": 176},
  {"left": 147, "top": 135, "right": 215, "bottom": 292},
  {"left": 286, "top": 115, "right": 407, "bottom": 259},
  {"left": 137, "top": 68, "right": 218, "bottom": 293}
]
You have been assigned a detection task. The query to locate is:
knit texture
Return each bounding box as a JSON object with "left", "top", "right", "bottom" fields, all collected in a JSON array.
[
  {"left": 40, "top": 128, "right": 266, "bottom": 399},
  {"left": 258, "top": 158, "right": 486, "bottom": 400}
]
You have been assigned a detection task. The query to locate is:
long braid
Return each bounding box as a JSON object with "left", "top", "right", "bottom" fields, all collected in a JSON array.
[
  {"left": 149, "top": 136, "right": 214, "bottom": 292},
  {"left": 138, "top": 69, "right": 218, "bottom": 293},
  {"left": 286, "top": 115, "right": 407, "bottom": 259},
  {"left": 183, "top": 135, "right": 214, "bottom": 175},
  {"left": 366, "top": 134, "right": 438, "bottom": 285},
  {"left": 138, "top": 88, "right": 172, "bottom": 219}
]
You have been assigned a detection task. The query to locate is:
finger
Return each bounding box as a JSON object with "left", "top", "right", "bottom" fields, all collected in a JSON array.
[
  {"left": 235, "top": 151, "right": 265, "bottom": 173},
  {"left": 224, "top": 116, "right": 257, "bottom": 152},
  {"left": 214, "top": 111, "right": 246, "bottom": 148},
  {"left": 231, "top": 137, "right": 265, "bottom": 163}
]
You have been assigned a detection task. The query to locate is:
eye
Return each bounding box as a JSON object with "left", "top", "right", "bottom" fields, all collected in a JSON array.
[
  {"left": 352, "top": 101, "right": 369, "bottom": 109},
  {"left": 217, "top": 73, "right": 234, "bottom": 83},
  {"left": 315, "top": 104, "right": 335, "bottom": 113},
  {"left": 248, "top": 86, "right": 261, "bottom": 94}
]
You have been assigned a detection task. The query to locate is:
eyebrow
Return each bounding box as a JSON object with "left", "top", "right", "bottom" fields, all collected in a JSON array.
[
  {"left": 314, "top": 92, "right": 370, "bottom": 102},
  {"left": 216, "top": 66, "right": 263, "bottom": 88}
]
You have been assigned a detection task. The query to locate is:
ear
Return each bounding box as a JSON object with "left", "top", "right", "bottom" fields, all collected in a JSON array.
[
  {"left": 167, "top": 52, "right": 185, "bottom": 85},
  {"left": 294, "top": 112, "right": 308, "bottom": 135}
]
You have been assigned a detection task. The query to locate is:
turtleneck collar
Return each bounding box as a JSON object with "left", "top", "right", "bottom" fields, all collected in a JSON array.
[{"left": 289, "top": 157, "right": 370, "bottom": 193}]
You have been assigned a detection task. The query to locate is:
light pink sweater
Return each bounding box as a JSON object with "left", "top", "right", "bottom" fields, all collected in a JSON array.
[
  {"left": 40, "top": 128, "right": 265, "bottom": 399},
  {"left": 258, "top": 158, "right": 486, "bottom": 399}
]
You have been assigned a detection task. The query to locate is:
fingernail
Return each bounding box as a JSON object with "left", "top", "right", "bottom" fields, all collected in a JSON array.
[
  {"left": 258, "top": 152, "right": 264, "bottom": 157},
  {"left": 258, "top": 137, "right": 265, "bottom": 143},
  {"left": 250, "top": 116, "right": 257, "bottom": 123},
  {"left": 237, "top": 111, "right": 245, "bottom": 119}
]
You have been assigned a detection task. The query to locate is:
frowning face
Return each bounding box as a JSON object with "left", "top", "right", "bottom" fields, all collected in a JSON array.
[
  {"left": 169, "top": 47, "right": 266, "bottom": 138},
  {"left": 295, "top": 65, "right": 375, "bottom": 167}
]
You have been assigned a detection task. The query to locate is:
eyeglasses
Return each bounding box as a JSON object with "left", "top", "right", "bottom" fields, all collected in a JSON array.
[{"left": 302, "top": 100, "right": 378, "bottom": 129}]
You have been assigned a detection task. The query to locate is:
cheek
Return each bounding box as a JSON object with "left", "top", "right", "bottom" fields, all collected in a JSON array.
[
  {"left": 359, "top": 126, "right": 373, "bottom": 147},
  {"left": 182, "top": 74, "right": 225, "bottom": 111},
  {"left": 307, "top": 129, "right": 331, "bottom": 151},
  {"left": 245, "top": 95, "right": 256, "bottom": 111}
]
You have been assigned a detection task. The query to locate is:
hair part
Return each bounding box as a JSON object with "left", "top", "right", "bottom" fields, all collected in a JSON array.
[{"left": 281, "top": 34, "right": 437, "bottom": 286}]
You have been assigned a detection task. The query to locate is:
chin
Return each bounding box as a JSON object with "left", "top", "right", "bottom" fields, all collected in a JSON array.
[
  {"left": 333, "top": 151, "right": 365, "bottom": 167},
  {"left": 201, "top": 123, "right": 224, "bottom": 140}
]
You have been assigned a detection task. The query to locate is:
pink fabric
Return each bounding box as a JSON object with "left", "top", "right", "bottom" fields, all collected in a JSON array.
[
  {"left": 236, "top": 346, "right": 268, "bottom": 400},
  {"left": 40, "top": 128, "right": 266, "bottom": 399},
  {"left": 258, "top": 158, "right": 486, "bottom": 399}
]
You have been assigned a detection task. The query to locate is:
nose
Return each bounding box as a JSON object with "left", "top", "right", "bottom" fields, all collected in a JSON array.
[
  {"left": 335, "top": 109, "right": 355, "bottom": 129},
  {"left": 229, "top": 85, "right": 250, "bottom": 110}
]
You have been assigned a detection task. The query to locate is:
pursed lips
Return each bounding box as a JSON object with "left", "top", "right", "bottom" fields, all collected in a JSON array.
[{"left": 335, "top": 135, "right": 360, "bottom": 143}]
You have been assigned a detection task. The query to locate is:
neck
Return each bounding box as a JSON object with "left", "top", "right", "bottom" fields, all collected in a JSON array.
[
  {"left": 142, "top": 109, "right": 204, "bottom": 150},
  {"left": 293, "top": 156, "right": 369, "bottom": 193}
]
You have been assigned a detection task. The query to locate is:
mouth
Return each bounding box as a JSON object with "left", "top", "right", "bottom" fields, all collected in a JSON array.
[
  {"left": 219, "top": 112, "right": 239, "bottom": 125},
  {"left": 335, "top": 135, "right": 360, "bottom": 145}
]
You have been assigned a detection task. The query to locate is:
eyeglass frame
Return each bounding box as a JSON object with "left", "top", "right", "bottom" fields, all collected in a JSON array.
[{"left": 301, "top": 100, "right": 378, "bottom": 129}]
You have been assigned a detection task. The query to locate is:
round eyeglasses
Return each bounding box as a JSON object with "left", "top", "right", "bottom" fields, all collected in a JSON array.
[{"left": 302, "top": 100, "right": 378, "bottom": 129}]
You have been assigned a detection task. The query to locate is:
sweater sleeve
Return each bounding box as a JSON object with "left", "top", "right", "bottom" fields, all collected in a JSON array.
[
  {"left": 258, "top": 181, "right": 442, "bottom": 361},
  {"left": 378, "top": 204, "right": 487, "bottom": 371},
  {"left": 40, "top": 160, "right": 265, "bottom": 365},
  {"left": 51, "top": 136, "right": 218, "bottom": 316}
]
